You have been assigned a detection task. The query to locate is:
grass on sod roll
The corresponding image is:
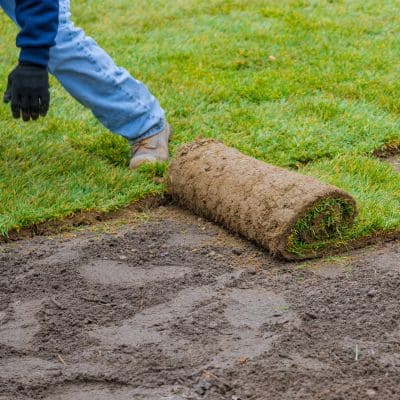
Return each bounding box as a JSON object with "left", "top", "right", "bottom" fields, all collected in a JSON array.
[
  {"left": 0, "top": 0, "right": 399, "bottom": 251},
  {"left": 287, "top": 197, "right": 356, "bottom": 256}
]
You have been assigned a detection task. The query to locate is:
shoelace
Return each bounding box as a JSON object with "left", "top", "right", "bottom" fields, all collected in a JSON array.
[{"left": 131, "top": 137, "right": 158, "bottom": 154}]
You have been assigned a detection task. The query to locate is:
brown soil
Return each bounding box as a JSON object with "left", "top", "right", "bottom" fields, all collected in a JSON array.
[
  {"left": 1, "top": 205, "right": 399, "bottom": 400},
  {"left": 168, "top": 139, "right": 357, "bottom": 260}
]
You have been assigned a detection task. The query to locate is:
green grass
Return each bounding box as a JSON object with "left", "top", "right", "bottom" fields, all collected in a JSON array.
[
  {"left": 287, "top": 197, "right": 356, "bottom": 256},
  {"left": 0, "top": 0, "right": 399, "bottom": 247}
]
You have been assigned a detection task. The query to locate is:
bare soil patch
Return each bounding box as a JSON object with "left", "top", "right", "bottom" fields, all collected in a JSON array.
[{"left": 1, "top": 205, "right": 399, "bottom": 399}]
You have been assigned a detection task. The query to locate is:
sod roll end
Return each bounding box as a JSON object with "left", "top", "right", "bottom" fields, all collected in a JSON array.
[{"left": 168, "top": 139, "right": 357, "bottom": 260}]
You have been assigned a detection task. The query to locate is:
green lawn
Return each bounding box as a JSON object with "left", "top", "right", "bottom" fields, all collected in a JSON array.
[{"left": 0, "top": 0, "right": 399, "bottom": 246}]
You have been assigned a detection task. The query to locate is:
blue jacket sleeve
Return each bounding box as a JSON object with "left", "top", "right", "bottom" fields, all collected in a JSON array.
[{"left": 15, "top": 0, "right": 59, "bottom": 67}]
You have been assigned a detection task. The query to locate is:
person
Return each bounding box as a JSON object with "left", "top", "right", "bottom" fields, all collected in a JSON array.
[{"left": 0, "top": 0, "right": 171, "bottom": 170}]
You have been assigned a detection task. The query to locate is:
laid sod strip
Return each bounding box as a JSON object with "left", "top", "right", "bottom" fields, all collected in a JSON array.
[
  {"left": 0, "top": 133, "right": 164, "bottom": 236},
  {"left": 168, "top": 139, "right": 358, "bottom": 260},
  {"left": 1, "top": 0, "right": 400, "bottom": 246}
]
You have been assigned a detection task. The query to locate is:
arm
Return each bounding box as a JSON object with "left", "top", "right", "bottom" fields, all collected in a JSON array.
[
  {"left": 15, "top": 0, "right": 59, "bottom": 67},
  {"left": 3, "top": 0, "right": 59, "bottom": 121}
]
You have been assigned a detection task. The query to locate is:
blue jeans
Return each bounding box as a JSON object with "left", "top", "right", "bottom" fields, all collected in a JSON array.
[{"left": 0, "top": 0, "right": 166, "bottom": 144}]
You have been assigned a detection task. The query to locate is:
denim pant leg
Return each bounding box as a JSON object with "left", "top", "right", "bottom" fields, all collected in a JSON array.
[{"left": 0, "top": 0, "right": 165, "bottom": 144}]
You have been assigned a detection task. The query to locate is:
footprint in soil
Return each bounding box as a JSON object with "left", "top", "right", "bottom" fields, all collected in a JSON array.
[
  {"left": 214, "top": 288, "right": 298, "bottom": 367},
  {"left": 0, "top": 357, "right": 61, "bottom": 385},
  {"left": 0, "top": 299, "right": 43, "bottom": 351},
  {"left": 89, "top": 272, "right": 297, "bottom": 369},
  {"left": 79, "top": 260, "right": 191, "bottom": 286},
  {"left": 43, "top": 383, "right": 189, "bottom": 400},
  {"left": 88, "top": 274, "right": 235, "bottom": 352}
]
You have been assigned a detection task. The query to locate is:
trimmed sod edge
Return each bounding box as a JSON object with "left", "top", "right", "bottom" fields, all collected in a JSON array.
[
  {"left": 0, "top": 195, "right": 167, "bottom": 243},
  {"left": 1, "top": 194, "right": 398, "bottom": 261}
]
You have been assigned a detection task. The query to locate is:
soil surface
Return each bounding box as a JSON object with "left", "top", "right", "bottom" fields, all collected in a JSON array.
[{"left": 1, "top": 205, "right": 399, "bottom": 400}]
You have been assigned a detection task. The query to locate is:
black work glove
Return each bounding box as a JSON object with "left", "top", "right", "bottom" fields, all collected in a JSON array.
[{"left": 3, "top": 62, "right": 50, "bottom": 121}]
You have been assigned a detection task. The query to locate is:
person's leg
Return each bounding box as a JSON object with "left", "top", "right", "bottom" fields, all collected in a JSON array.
[{"left": 1, "top": 0, "right": 166, "bottom": 144}]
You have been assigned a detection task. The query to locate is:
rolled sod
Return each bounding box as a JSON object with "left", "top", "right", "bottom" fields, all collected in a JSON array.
[{"left": 168, "top": 139, "right": 357, "bottom": 260}]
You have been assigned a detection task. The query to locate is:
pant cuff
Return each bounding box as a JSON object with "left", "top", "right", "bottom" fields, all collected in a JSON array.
[{"left": 127, "top": 119, "right": 166, "bottom": 145}]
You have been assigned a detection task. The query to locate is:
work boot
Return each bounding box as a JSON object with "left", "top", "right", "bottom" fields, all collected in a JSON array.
[{"left": 129, "top": 123, "right": 171, "bottom": 170}]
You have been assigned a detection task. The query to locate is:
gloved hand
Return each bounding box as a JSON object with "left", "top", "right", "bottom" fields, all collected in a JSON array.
[{"left": 3, "top": 62, "right": 50, "bottom": 121}]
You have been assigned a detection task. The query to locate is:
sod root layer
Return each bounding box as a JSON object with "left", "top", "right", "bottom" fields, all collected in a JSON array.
[
  {"left": 0, "top": 205, "right": 399, "bottom": 400},
  {"left": 168, "top": 139, "right": 357, "bottom": 260}
]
